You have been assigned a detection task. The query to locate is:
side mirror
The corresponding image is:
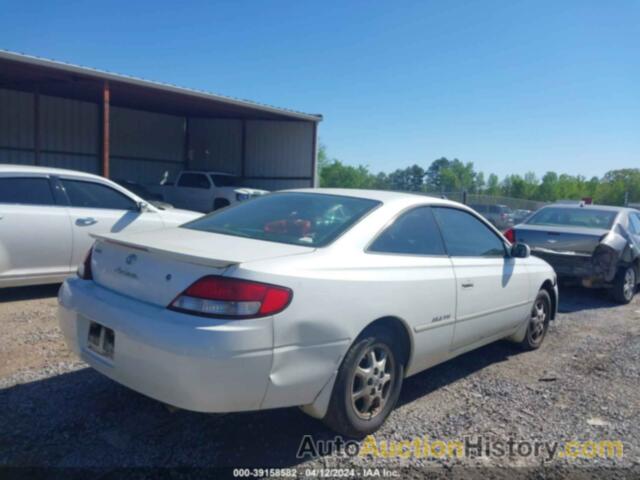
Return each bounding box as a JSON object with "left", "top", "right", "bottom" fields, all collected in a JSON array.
[
  {"left": 137, "top": 201, "right": 150, "bottom": 212},
  {"left": 511, "top": 242, "right": 531, "bottom": 258}
]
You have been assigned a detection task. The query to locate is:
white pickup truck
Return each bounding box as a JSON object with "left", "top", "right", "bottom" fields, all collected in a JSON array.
[{"left": 152, "top": 171, "right": 268, "bottom": 213}]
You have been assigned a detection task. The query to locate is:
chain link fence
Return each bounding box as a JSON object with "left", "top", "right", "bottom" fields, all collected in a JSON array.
[
  {"left": 412, "top": 190, "right": 549, "bottom": 229},
  {"left": 418, "top": 190, "right": 546, "bottom": 210}
]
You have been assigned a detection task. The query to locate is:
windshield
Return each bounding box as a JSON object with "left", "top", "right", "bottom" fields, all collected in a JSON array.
[
  {"left": 182, "top": 192, "right": 381, "bottom": 247},
  {"left": 525, "top": 207, "right": 617, "bottom": 230},
  {"left": 210, "top": 174, "right": 238, "bottom": 187}
]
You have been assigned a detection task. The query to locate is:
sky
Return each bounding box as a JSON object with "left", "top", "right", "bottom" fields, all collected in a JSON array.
[{"left": 1, "top": 0, "right": 638, "bottom": 179}]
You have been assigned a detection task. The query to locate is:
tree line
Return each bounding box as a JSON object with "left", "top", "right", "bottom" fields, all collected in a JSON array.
[{"left": 318, "top": 146, "right": 640, "bottom": 206}]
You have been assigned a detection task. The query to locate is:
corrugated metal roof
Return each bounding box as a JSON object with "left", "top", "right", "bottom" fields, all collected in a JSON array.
[{"left": 0, "top": 49, "right": 322, "bottom": 122}]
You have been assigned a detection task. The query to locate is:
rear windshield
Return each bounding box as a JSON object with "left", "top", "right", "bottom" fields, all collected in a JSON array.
[
  {"left": 525, "top": 207, "right": 617, "bottom": 229},
  {"left": 182, "top": 192, "right": 381, "bottom": 247}
]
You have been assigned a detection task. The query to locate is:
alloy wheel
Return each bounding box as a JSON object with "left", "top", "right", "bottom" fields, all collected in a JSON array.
[
  {"left": 528, "top": 299, "right": 548, "bottom": 345},
  {"left": 623, "top": 268, "right": 636, "bottom": 302},
  {"left": 351, "top": 344, "right": 394, "bottom": 420}
]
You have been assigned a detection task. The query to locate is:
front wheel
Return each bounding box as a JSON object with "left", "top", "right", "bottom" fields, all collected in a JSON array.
[
  {"left": 611, "top": 265, "right": 636, "bottom": 304},
  {"left": 323, "top": 328, "right": 403, "bottom": 437},
  {"left": 520, "top": 290, "right": 551, "bottom": 350}
]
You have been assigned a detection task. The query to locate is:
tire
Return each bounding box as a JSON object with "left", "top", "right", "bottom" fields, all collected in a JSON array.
[
  {"left": 520, "top": 290, "right": 551, "bottom": 350},
  {"left": 213, "top": 198, "right": 230, "bottom": 210},
  {"left": 611, "top": 265, "right": 637, "bottom": 304},
  {"left": 323, "top": 327, "right": 404, "bottom": 438}
]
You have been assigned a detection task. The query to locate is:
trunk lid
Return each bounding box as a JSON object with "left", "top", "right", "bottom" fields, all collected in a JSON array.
[
  {"left": 513, "top": 224, "right": 607, "bottom": 256},
  {"left": 90, "top": 227, "right": 313, "bottom": 306}
]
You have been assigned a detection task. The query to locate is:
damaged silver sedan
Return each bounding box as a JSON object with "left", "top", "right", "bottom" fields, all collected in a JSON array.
[{"left": 505, "top": 204, "right": 640, "bottom": 303}]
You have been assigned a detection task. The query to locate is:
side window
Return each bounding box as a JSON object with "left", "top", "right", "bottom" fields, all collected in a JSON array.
[
  {"left": 629, "top": 213, "right": 640, "bottom": 235},
  {"left": 0, "top": 177, "right": 56, "bottom": 206},
  {"left": 368, "top": 207, "right": 446, "bottom": 256},
  {"left": 178, "top": 173, "right": 210, "bottom": 189},
  {"left": 432, "top": 207, "right": 506, "bottom": 257},
  {"left": 60, "top": 179, "right": 137, "bottom": 210}
]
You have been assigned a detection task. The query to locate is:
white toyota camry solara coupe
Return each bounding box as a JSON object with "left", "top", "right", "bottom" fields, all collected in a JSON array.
[{"left": 58, "top": 189, "right": 557, "bottom": 436}]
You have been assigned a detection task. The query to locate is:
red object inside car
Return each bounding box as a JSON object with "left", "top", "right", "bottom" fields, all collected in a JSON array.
[{"left": 264, "top": 219, "right": 312, "bottom": 237}]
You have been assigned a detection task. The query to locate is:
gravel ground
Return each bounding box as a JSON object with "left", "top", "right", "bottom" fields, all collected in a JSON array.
[{"left": 0, "top": 284, "right": 639, "bottom": 478}]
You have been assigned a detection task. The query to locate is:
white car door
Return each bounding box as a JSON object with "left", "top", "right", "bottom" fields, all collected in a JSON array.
[
  {"left": 56, "top": 176, "right": 162, "bottom": 268},
  {"left": 365, "top": 206, "right": 457, "bottom": 372},
  {"left": 0, "top": 175, "right": 73, "bottom": 286},
  {"left": 432, "top": 206, "right": 531, "bottom": 352},
  {"left": 175, "top": 173, "right": 213, "bottom": 212}
]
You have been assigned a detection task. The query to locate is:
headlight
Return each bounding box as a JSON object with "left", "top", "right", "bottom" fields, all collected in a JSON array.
[{"left": 236, "top": 193, "right": 251, "bottom": 201}]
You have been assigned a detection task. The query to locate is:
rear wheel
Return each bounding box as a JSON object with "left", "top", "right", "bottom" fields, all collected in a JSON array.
[
  {"left": 521, "top": 290, "right": 551, "bottom": 350},
  {"left": 611, "top": 265, "right": 636, "bottom": 304},
  {"left": 323, "top": 328, "right": 403, "bottom": 437}
]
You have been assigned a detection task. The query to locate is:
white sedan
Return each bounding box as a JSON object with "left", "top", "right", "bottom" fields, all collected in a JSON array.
[
  {"left": 0, "top": 165, "right": 201, "bottom": 288},
  {"left": 58, "top": 189, "right": 557, "bottom": 436}
]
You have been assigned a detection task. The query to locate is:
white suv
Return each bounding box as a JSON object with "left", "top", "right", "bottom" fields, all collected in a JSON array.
[
  {"left": 156, "top": 170, "right": 269, "bottom": 213},
  {"left": 0, "top": 165, "right": 201, "bottom": 288}
]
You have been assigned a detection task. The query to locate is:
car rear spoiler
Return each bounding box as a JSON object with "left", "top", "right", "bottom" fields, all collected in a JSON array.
[{"left": 90, "top": 233, "right": 239, "bottom": 269}]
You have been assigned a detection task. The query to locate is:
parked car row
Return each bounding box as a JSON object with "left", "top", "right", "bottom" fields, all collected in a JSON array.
[{"left": 1, "top": 165, "right": 635, "bottom": 438}]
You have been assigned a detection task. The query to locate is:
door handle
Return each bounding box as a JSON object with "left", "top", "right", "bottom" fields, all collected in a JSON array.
[
  {"left": 461, "top": 282, "right": 474, "bottom": 289},
  {"left": 76, "top": 217, "right": 97, "bottom": 226}
]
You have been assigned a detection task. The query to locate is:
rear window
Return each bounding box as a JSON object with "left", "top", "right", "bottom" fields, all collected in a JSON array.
[
  {"left": 210, "top": 174, "right": 237, "bottom": 187},
  {"left": 526, "top": 207, "right": 617, "bottom": 229},
  {"left": 182, "top": 192, "right": 380, "bottom": 247},
  {"left": 0, "top": 177, "right": 56, "bottom": 206},
  {"left": 178, "top": 173, "right": 210, "bottom": 189}
]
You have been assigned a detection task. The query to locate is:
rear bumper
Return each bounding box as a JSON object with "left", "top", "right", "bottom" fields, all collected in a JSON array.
[
  {"left": 57, "top": 278, "right": 274, "bottom": 412},
  {"left": 532, "top": 251, "right": 601, "bottom": 281}
]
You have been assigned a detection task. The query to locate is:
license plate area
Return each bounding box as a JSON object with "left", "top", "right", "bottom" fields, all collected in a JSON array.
[{"left": 87, "top": 321, "right": 115, "bottom": 359}]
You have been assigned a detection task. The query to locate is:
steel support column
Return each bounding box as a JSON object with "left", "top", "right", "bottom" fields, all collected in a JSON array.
[
  {"left": 310, "top": 121, "right": 318, "bottom": 187},
  {"left": 101, "top": 81, "right": 110, "bottom": 178},
  {"left": 240, "top": 119, "right": 247, "bottom": 178},
  {"left": 33, "top": 85, "right": 40, "bottom": 165}
]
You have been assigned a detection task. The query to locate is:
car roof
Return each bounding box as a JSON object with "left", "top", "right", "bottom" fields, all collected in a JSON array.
[
  {"left": 0, "top": 163, "right": 103, "bottom": 180},
  {"left": 283, "top": 188, "right": 464, "bottom": 207},
  {"left": 543, "top": 203, "right": 631, "bottom": 213}
]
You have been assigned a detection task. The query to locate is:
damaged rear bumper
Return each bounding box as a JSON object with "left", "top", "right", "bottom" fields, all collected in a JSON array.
[{"left": 532, "top": 244, "right": 625, "bottom": 287}]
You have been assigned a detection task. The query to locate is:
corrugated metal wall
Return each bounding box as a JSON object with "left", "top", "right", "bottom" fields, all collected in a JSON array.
[
  {"left": 110, "top": 107, "right": 184, "bottom": 161},
  {"left": 39, "top": 95, "right": 98, "bottom": 155},
  {"left": 0, "top": 88, "right": 35, "bottom": 164},
  {"left": 39, "top": 94, "right": 99, "bottom": 172},
  {"left": 0, "top": 88, "right": 99, "bottom": 170},
  {"left": 244, "top": 121, "right": 314, "bottom": 179},
  {"left": 110, "top": 106, "right": 186, "bottom": 183},
  {"left": 0, "top": 86, "right": 317, "bottom": 190},
  {"left": 187, "top": 119, "right": 316, "bottom": 190},
  {"left": 188, "top": 118, "right": 242, "bottom": 174}
]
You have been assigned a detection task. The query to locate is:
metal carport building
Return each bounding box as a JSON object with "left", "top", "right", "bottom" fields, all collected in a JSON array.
[{"left": 0, "top": 50, "right": 322, "bottom": 190}]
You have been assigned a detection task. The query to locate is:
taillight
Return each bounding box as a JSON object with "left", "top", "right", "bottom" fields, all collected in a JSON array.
[
  {"left": 503, "top": 228, "right": 516, "bottom": 243},
  {"left": 169, "top": 276, "right": 292, "bottom": 319},
  {"left": 77, "top": 247, "right": 93, "bottom": 280}
]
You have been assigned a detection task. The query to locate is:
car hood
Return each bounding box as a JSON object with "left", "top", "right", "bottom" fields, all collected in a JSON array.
[
  {"left": 233, "top": 187, "right": 269, "bottom": 195},
  {"left": 156, "top": 208, "right": 203, "bottom": 226},
  {"left": 215, "top": 186, "right": 269, "bottom": 196}
]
